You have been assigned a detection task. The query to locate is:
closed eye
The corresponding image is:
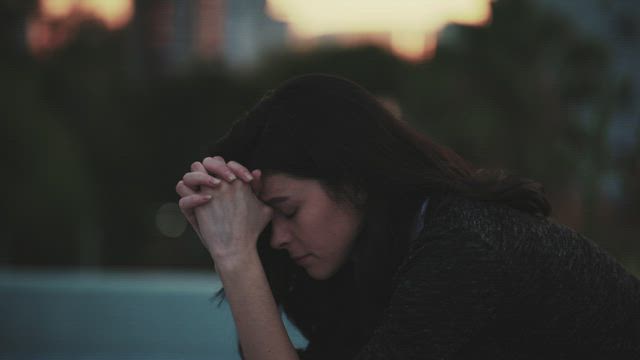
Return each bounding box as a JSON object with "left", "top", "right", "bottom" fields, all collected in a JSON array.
[{"left": 282, "top": 209, "right": 297, "bottom": 219}]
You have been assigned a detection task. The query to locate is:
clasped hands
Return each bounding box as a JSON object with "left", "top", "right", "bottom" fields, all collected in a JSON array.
[{"left": 175, "top": 156, "right": 273, "bottom": 268}]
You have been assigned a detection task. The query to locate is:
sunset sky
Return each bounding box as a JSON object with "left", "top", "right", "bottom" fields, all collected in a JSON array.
[
  {"left": 29, "top": 0, "right": 493, "bottom": 62},
  {"left": 267, "top": 0, "right": 493, "bottom": 61}
]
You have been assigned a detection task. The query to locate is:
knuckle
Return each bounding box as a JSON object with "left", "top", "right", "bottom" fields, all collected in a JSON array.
[
  {"left": 182, "top": 173, "right": 196, "bottom": 185},
  {"left": 228, "top": 160, "right": 245, "bottom": 170},
  {"left": 228, "top": 161, "right": 252, "bottom": 180},
  {"left": 184, "top": 172, "right": 205, "bottom": 185},
  {"left": 178, "top": 198, "right": 187, "bottom": 209},
  {"left": 203, "top": 156, "right": 224, "bottom": 169}
]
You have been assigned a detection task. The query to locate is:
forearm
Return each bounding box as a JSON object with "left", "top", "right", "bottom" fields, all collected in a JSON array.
[{"left": 216, "top": 251, "right": 299, "bottom": 360}]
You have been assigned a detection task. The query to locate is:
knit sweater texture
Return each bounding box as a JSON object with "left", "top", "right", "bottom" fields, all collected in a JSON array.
[{"left": 348, "top": 194, "right": 640, "bottom": 359}]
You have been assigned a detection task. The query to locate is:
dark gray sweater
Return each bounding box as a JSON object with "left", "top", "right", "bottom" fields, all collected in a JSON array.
[{"left": 353, "top": 194, "right": 640, "bottom": 359}]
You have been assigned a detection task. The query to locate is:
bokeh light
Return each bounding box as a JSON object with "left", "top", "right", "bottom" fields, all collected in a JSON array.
[
  {"left": 155, "top": 202, "right": 188, "bottom": 238},
  {"left": 266, "top": 0, "right": 492, "bottom": 61},
  {"left": 40, "top": 0, "right": 133, "bottom": 29},
  {"left": 40, "top": 0, "right": 74, "bottom": 18},
  {"left": 28, "top": 0, "right": 134, "bottom": 55}
]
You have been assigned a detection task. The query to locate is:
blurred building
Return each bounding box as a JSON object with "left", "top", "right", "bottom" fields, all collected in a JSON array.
[
  {"left": 130, "top": 0, "right": 286, "bottom": 75},
  {"left": 224, "top": 0, "right": 288, "bottom": 68}
]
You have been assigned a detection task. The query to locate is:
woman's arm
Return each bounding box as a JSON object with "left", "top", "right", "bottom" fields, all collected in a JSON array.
[
  {"left": 177, "top": 157, "right": 299, "bottom": 360},
  {"left": 216, "top": 252, "right": 299, "bottom": 360}
]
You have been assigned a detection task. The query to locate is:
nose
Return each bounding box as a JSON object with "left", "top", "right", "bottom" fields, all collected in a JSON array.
[{"left": 270, "top": 219, "right": 292, "bottom": 250}]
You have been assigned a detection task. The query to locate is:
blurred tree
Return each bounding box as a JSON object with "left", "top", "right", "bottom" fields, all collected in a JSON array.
[{"left": 1, "top": 0, "right": 637, "bottom": 275}]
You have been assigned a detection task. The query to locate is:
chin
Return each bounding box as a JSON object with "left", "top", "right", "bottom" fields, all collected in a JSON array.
[
  {"left": 307, "top": 271, "right": 330, "bottom": 280},
  {"left": 305, "top": 265, "right": 338, "bottom": 280}
]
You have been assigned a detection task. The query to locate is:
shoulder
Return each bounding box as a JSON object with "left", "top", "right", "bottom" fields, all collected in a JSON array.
[
  {"left": 408, "top": 194, "right": 640, "bottom": 344},
  {"left": 413, "top": 193, "right": 589, "bottom": 263},
  {"left": 421, "top": 193, "right": 551, "bottom": 239},
  {"left": 386, "top": 195, "right": 522, "bottom": 292},
  {"left": 354, "top": 196, "right": 640, "bottom": 359},
  {"left": 413, "top": 193, "right": 640, "bottom": 285},
  {"left": 391, "top": 195, "right": 516, "bottom": 305},
  {"left": 405, "top": 193, "right": 640, "bottom": 304}
]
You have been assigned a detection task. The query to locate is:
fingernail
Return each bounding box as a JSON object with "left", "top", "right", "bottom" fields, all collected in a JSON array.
[
  {"left": 210, "top": 177, "right": 221, "bottom": 185},
  {"left": 228, "top": 174, "right": 236, "bottom": 181},
  {"left": 245, "top": 173, "right": 254, "bottom": 181},
  {"left": 204, "top": 195, "right": 212, "bottom": 200}
]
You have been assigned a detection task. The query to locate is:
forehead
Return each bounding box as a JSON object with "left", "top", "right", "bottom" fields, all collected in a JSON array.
[{"left": 261, "top": 173, "right": 312, "bottom": 198}]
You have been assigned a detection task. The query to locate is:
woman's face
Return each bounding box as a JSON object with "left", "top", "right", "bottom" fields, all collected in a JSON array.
[{"left": 259, "top": 173, "right": 364, "bottom": 280}]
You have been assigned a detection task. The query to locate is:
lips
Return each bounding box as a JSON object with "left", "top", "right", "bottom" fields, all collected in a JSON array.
[{"left": 292, "top": 254, "right": 312, "bottom": 265}]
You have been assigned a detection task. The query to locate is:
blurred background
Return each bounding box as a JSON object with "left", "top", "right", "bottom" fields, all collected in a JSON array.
[{"left": 1, "top": 0, "right": 639, "bottom": 358}]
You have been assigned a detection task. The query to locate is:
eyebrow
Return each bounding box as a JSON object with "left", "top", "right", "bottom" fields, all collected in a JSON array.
[{"left": 263, "top": 196, "right": 289, "bottom": 206}]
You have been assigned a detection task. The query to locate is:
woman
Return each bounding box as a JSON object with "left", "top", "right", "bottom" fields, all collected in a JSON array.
[{"left": 175, "top": 74, "right": 640, "bottom": 359}]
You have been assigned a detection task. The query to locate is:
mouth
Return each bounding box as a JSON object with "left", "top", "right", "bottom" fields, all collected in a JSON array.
[{"left": 292, "top": 254, "right": 312, "bottom": 265}]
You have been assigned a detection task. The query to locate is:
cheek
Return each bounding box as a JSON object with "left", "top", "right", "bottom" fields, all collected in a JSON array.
[
  {"left": 294, "top": 209, "right": 326, "bottom": 247},
  {"left": 300, "top": 203, "right": 361, "bottom": 255}
]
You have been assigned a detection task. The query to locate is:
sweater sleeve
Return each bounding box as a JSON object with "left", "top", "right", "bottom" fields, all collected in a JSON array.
[{"left": 354, "top": 231, "right": 509, "bottom": 360}]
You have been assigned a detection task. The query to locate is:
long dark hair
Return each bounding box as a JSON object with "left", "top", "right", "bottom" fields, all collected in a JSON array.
[{"left": 209, "top": 74, "right": 550, "bottom": 359}]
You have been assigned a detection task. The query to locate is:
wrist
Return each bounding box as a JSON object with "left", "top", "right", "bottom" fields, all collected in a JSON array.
[{"left": 213, "top": 248, "right": 261, "bottom": 275}]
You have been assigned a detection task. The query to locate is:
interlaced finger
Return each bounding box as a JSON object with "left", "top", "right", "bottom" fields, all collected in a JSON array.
[
  {"left": 191, "top": 161, "right": 207, "bottom": 174},
  {"left": 227, "top": 161, "right": 254, "bottom": 182},
  {"left": 176, "top": 180, "right": 195, "bottom": 197},
  {"left": 182, "top": 171, "right": 221, "bottom": 190},
  {"left": 178, "top": 194, "right": 212, "bottom": 212},
  {"left": 203, "top": 156, "right": 237, "bottom": 182}
]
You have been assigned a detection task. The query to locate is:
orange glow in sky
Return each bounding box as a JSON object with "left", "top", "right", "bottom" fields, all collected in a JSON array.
[
  {"left": 40, "top": 0, "right": 133, "bottom": 29},
  {"left": 28, "top": 0, "right": 133, "bottom": 55},
  {"left": 266, "top": 0, "right": 493, "bottom": 61}
]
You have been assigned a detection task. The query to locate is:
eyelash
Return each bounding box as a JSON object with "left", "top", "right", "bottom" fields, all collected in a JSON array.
[{"left": 282, "top": 210, "right": 297, "bottom": 219}]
